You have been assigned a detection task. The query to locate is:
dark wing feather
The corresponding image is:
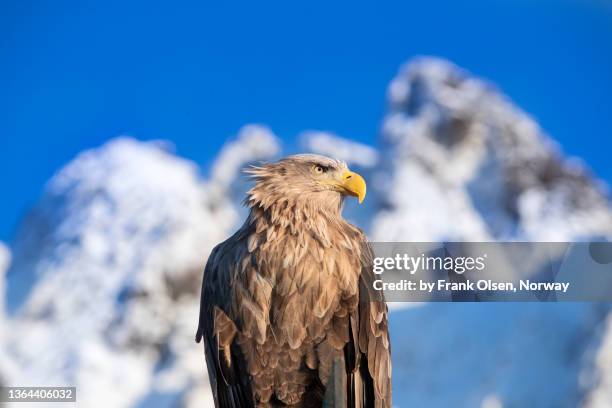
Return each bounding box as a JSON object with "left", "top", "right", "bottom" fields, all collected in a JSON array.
[
  {"left": 196, "top": 238, "right": 254, "bottom": 408},
  {"left": 344, "top": 241, "right": 392, "bottom": 408}
]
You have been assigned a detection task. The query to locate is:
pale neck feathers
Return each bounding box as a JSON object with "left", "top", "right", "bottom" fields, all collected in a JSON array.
[{"left": 243, "top": 168, "right": 358, "bottom": 247}]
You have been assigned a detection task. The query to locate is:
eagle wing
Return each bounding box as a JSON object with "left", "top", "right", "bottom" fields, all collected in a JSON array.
[
  {"left": 196, "top": 233, "right": 254, "bottom": 408},
  {"left": 344, "top": 240, "right": 392, "bottom": 408}
]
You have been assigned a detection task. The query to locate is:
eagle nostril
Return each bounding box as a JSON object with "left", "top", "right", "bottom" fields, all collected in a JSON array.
[{"left": 345, "top": 175, "right": 352, "bottom": 179}]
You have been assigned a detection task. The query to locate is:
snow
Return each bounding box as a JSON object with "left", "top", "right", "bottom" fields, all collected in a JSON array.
[
  {"left": 374, "top": 57, "right": 612, "bottom": 242},
  {"left": 2, "top": 57, "right": 612, "bottom": 407}
]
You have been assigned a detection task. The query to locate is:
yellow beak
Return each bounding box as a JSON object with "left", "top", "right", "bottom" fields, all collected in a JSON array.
[{"left": 341, "top": 171, "right": 367, "bottom": 204}]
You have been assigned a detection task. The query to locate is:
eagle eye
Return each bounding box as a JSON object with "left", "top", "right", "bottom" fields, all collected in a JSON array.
[{"left": 313, "top": 164, "right": 328, "bottom": 174}]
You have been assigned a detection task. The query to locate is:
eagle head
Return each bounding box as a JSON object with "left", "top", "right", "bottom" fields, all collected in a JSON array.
[{"left": 246, "top": 154, "right": 367, "bottom": 211}]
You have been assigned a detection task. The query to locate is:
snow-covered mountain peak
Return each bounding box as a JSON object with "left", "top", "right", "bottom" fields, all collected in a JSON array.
[
  {"left": 387, "top": 57, "right": 487, "bottom": 115},
  {"left": 3, "top": 137, "right": 228, "bottom": 405},
  {"left": 8, "top": 137, "right": 217, "bottom": 313},
  {"left": 374, "top": 58, "right": 612, "bottom": 241}
]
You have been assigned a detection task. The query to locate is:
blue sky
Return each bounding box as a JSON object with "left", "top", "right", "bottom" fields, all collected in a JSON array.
[{"left": 1, "top": 0, "right": 611, "bottom": 241}]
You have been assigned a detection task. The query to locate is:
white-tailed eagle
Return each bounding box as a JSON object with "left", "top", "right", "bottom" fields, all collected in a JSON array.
[{"left": 196, "top": 154, "right": 391, "bottom": 407}]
